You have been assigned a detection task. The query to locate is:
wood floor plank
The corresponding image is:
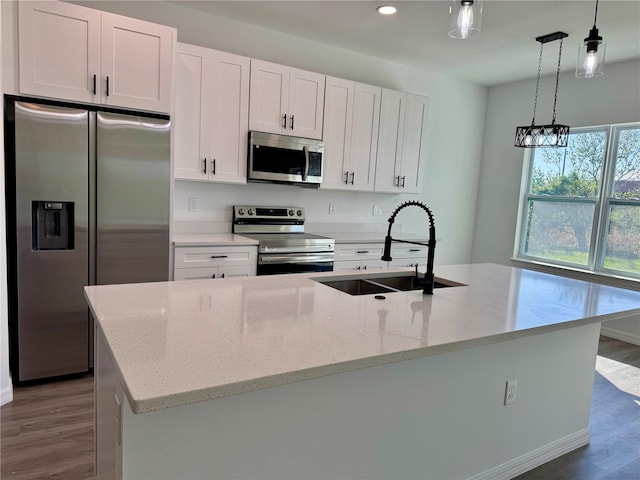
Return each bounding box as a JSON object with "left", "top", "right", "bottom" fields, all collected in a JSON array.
[{"left": 1, "top": 336, "right": 638, "bottom": 480}]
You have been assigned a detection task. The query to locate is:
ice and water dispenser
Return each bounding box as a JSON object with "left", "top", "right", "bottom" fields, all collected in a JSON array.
[{"left": 32, "top": 201, "right": 74, "bottom": 250}]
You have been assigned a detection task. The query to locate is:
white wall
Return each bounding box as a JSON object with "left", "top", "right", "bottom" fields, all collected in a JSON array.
[
  {"left": 74, "top": 0, "right": 487, "bottom": 267},
  {"left": 473, "top": 59, "right": 640, "bottom": 343},
  {"left": 1, "top": 0, "right": 13, "bottom": 406}
]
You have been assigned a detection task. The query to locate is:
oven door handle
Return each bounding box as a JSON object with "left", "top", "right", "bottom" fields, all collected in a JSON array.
[
  {"left": 302, "top": 145, "right": 309, "bottom": 182},
  {"left": 259, "top": 254, "right": 334, "bottom": 265}
]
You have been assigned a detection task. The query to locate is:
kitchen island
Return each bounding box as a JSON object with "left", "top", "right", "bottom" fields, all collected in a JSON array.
[{"left": 85, "top": 263, "right": 640, "bottom": 479}]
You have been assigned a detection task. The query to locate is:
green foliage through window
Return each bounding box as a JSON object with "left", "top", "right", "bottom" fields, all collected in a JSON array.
[{"left": 518, "top": 124, "right": 640, "bottom": 279}]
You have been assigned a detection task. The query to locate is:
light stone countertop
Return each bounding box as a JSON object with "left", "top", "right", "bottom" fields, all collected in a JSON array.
[
  {"left": 173, "top": 233, "right": 258, "bottom": 247},
  {"left": 84, "top": 263, "right": 640, "bottom": 414}
]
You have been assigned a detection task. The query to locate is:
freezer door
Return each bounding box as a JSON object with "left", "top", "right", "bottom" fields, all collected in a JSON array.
[
  {"left": 13, "top": 102, "right": 90, "bottom": 381},
  {"left": 96, "top": 112, "right": 170, "bottom": 285}
]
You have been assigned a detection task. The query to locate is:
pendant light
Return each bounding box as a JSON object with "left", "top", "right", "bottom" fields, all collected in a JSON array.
[
  {"left": 576, "top": 0, "right": 606, "bottom": 78},
  {"left": 448, "top": 0, "right": 482, "bottom": 39},
  {"left": 514, "top": 32, "right": 570, "bottom": 148}
]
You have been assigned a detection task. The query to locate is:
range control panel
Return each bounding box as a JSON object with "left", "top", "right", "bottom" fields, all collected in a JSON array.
[{"left": 234, "top": 206, "right": 305, "bottom": 219}]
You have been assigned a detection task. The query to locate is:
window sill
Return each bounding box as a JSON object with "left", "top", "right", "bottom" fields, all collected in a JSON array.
[{"left": 510, "top": 258, "right": 640, "bottom": 292}]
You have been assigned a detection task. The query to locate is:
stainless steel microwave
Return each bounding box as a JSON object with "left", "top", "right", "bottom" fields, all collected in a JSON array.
[{"left": 247, "top": 131, "right": 324, "bottom": 186}]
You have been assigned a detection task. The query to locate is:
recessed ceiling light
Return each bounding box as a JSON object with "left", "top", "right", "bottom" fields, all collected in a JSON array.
[{"left": 377, "top": 5, "right": 397, "bottom": 15}]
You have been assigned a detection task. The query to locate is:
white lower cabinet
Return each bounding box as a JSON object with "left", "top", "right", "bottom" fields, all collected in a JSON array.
[
  {"left": 333, "top": 241, "right": 428, "bottom": 272},
  {"left": 174, "top": 246, "right": 257, "bottom": 280},
  {"left": 333, "top": 243, "right": 386, "bottom": 272}
]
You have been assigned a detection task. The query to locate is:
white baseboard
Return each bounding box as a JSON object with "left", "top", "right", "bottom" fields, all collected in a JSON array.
[
  {"left": 469, "top": 428, "right": 590, "bottom": 480},
  {"left": 0, "top": 385, "right": 13, "bottom": 406},
  {"left": 600, "top": 327, "right": 640, "bottom": 346}
]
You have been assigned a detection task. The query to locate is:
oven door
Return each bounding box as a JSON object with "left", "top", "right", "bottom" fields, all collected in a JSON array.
[{"left": 257, "top": 253, "right": 334, "bottom": 276}]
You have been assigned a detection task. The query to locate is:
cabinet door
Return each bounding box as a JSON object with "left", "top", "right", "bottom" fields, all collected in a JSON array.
[
  {"left": 18, "top": 0, "right": 101, "bottom": 103},
  {"left": 374, "top": 89, "right": 406, "bottom": 193},
  {"left": 174, "top": 267, "right": 220, "bottom": 281},
  {"left": 350, "top": 83, "right": 381, "bottom": 192},
  {"left": 360, "top": 259, "right": 386, "bottom": 271},
  {"left": 174, "top": 44, "right": 208, "bottom": 181},
  {"left": 207, "top": 50, "right": 250, "bottom": 184},
  {"left": 249, "top": 59, "right": 289, "bottom": 135},
  {"left": 219, "top": 265, "right": 256, "bottom": 278},
  {"left": 320, "top": 76, "right": 354, "bottom": 191},
  {"left": 101, "top": 12, "right": 174, "bottom": 113},
  {"left": 288, "top": 68, "right": 325, "bottom": 139},
  {"left": 333, "top": 260, "right": 364, "bottom": 272},
  {"left": 400, "top": 94, "right": 429, "bottom": 194}
]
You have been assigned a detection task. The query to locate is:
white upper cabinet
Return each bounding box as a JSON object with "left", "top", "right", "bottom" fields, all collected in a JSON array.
[
  {"left": 18, "top": 0, "right": 175, "bottom": 113},
  {"left": 322, "top": 77, "right": 380, "bottom": 192},
  {"left": 18, "top": 1, "right": 101, "bottom": 104},
  {"left": 374, "top": 89, "right": 429, "bottom": 194},
  {"left": 100, "top": 13, "right": 173, "bottom": 113},
  {"left": 174, "top": 43, "right": 249, "bottom": 184},
  {"left": 249, "top": 59, "right": 325, "bottom": 139}
]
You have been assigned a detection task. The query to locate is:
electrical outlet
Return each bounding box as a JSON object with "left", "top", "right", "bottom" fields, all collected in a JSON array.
[
  {"left": 188, "top": 198, "right": 198, "bottom": 212},
  {"left": 504, "top": 379, "right": 517, "bottom": 405},
  {"left": 372, "top": 205, "right": 383, "bottom": 216},
  {"left": 328, "top": 202, "right": 336, "bottom": 215}
]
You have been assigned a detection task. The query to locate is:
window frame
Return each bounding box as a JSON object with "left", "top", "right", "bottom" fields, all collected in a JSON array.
[{"left": 514, "top": 122, "right": 640, "bottom": 282}]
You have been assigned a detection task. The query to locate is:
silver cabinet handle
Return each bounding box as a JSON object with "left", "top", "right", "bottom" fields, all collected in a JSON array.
[
  {"left": 210, "top": 255, "right": 228, "bottom": 259},
  {"left": 282, "top": 114, "right": 287, "bottom": 129},
  {"left": 92, "top": 74, "right": 97, "bottom": 95},
  {"left": 344, "top": 172, "right": 349, "bottom": 184},
  {"left": 356, "top": 250, "right": 369, "bottom": 254},
  {"left": 106, "top": 76, "right": 110, "bottom": 96},
  {"left": 350, "top": 172, "right": 355, "bottom": 184},
  {"left": 290, "top": 115, "right": 294, "bottom": 130},
  {"left": 410, "top": 249, "right": 420, "bottom": 252},
  {"left": 401, "top": 176, "right": 406, "bottom": 188},
  {"left": 212, "top": 158, "right": 216, "bottom": 175},
  {"left": 203, "top": 158, "right": 207, "bottom": 174}
]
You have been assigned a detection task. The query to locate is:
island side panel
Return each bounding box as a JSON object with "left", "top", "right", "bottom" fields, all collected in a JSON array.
[
  {"left": 117, "top": 322, "right": 601, "bottom": 480},
  {"left": 96, "top": 325, "right": 123, "bottom": 480}
]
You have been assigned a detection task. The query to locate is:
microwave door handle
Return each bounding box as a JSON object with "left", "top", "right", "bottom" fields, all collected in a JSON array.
[{"left": 302, "top": 145, "right": 309, "bottom": 181}]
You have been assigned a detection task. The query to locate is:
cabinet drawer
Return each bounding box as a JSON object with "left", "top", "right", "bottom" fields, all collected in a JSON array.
[
  {"left": 391, "top": 244, "right": 428, "bottom": 259},
  {"left": 174, "top": 246, "right": 257, "bottom": 268},
  {"left": 334, "top": 243, "right": 384, "bottom": 261}
]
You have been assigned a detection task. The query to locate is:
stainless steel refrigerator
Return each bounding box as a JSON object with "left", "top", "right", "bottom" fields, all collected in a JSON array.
[{"left": 5, "top": 98, "right": 170, "bottom": 382}]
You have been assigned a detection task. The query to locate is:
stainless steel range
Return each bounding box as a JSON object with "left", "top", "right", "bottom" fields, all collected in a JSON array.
[{"left": 233, "top": 206, "right": 335, "bottom": 275}]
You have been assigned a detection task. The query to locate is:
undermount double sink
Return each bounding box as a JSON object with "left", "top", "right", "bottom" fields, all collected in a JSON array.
[{"left": 314, "top": 272, "right": 466, "bottom": 296}]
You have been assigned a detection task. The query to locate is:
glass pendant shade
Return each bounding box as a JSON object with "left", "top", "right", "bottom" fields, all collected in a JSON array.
[
  {"left": 576, "top": 28, "right": 606, "bottom": 78},
  {"left": 448, "top": 0, "right": 482, "bottom": 39}
]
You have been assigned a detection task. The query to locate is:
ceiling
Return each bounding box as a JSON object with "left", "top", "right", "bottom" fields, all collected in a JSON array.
[{"left": 172, "top": 0, "right": 640, "bottom": 86}]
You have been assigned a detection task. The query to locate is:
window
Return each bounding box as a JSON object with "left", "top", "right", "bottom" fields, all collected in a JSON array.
[{"left": 516, "top": 123, "right": 640, "bottom": 280}]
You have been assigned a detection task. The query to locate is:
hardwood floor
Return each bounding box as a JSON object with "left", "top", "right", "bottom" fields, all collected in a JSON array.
[
  {"left": 1, "top": 336, "right": 638, "bottom": 480},
  {"left": 1, "top": 375, "right": 95, "bottom": 480}
]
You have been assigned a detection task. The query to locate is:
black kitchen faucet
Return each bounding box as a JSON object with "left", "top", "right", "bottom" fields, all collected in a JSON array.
[{"left": 381, "top": 201, "right": 436, "bottom": 295}]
